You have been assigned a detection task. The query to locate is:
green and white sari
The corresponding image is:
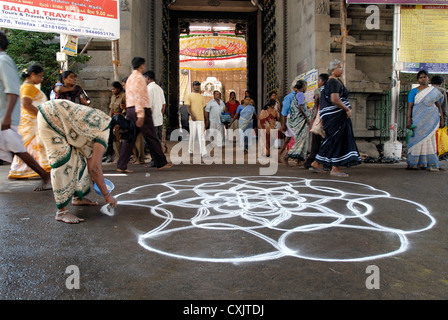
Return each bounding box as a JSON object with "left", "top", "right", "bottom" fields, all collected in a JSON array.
[
  {"left": 287, "top": 92, "right": 311, "bottom": 160},
  {"left": 37, "top": 100, "right": 111, "bottom": 209}
]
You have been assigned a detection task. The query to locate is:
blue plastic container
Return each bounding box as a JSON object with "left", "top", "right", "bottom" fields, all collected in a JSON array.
[{"left": 93, "top": 179, "right": 115, "bottom": 195}]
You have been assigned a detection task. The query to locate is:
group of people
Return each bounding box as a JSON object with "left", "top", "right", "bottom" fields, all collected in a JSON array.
[
  {"left": 1, "top": 27, "right": 446, "bottom": 225},
  {"left": 181, "top": 84, "right": 258, "bottom": 155},
  {"left": 108, "top": 63, "right": 170, "bottom": 173},
  {"left": 0, "top": 31, "right": 105, "bottom": 223},
  {"left": 179, "top": 59, "right": 447, "bottom": 177},
  {"left": 277, "top": 60, "right": 362, "bottom": 177},
  {"left": 181, "top": 59, "right": 362, "bottom": 178},
  {"left": 274, "top": 61, "right": 446, "bottom": 175},
  {"left": 0, "top": 30, "right": 176, "bottom": 224}
]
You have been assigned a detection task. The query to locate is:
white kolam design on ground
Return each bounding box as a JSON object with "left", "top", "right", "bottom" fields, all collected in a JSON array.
[{"left": 101, "top": 176, "right": 435, "bottom": 263}]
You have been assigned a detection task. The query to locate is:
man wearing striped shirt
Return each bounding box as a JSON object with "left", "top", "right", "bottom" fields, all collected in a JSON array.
[{"left": 116, "top": 57, "right": 172, "bottom": 172}]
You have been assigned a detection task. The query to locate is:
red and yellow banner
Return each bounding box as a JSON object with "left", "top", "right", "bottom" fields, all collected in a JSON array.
[{"left": 180, "top": 35, "right": 247, "bottom": 58}]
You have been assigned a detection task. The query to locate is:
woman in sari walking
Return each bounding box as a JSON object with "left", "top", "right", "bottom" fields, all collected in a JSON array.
[
  {"left": 258, "top": 99, "right": 280, "bottom": 157},
  {"left": 8, "top": 64, "right": 51, "bottom": 180},
  {"left": 37, "top": 100, "right": 117, "bottom": 223},
  {"left": 269, "top": 90, "right": 284, "bottom": 148},
  {"left": 312, "top": 60, "right": 361, "bottom": 177},
  {"left": 284, "top": 80, "right": 311, "bottom": 165},
  {"left": 229, "top": 98, "right": 258, "bottom": 152},
  {"left": 406, "top": 70, "right": 444, "bottom": 171}
]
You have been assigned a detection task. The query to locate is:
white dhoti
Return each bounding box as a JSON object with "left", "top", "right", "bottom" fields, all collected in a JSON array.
[
  {"left": 208, "top": 122, "right": 225, "bottom": 147},
  {"left": 0, "top": 126, "right": 26, "bottom": 163}
]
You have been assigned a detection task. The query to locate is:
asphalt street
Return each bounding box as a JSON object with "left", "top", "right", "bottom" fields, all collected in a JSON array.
[{"left": 0, "top": 148, "right": 447, "bottom": 302}]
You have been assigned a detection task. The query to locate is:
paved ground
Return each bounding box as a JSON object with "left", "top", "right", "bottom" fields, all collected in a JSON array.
[{"left": 1, "top": 148, "right": 447, "bottom": 302}]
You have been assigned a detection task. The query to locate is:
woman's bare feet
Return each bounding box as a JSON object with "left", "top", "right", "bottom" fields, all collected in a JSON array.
[
  {"left": 158, "top": 162, "right": 173, "bottom": 171},
  {"left": 281, "top": 153, "right": 290, "bottom": 166},
  {"left": 55, "top": 210, "right": 85, "bottom": 224},
  {"left": 34, "top": 178, "right": 52, "bottom": 192},
  {"left": 71, "top": 197, "right": 99, "bottom": 206}
]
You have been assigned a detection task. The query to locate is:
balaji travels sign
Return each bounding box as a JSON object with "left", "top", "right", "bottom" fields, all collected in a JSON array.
[{"left": 0, "top": 0, "right": 120, "bottom": 40}]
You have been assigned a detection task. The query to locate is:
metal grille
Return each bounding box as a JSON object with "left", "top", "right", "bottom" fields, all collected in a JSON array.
[
  {"left": 161, "top": 0, "right": 170, "bottom": 99},
  {"left": 371, "top": 89, "right": 410, "bottom": 147},
  {"left": 263, "top": 0, "right": 278, "bottom": 98}
]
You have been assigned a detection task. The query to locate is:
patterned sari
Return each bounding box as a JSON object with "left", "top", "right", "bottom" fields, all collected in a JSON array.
[
  {"left": 37, "top": 100, "right": 111, "bottom": 209},
  {"left": 287, "top": 93, "right": 311, "bottom": 160},
  {"left": 407, "top": 86, "right": 443, "bottom": 169},
  {"left": 8, "top": 83, "right": 51, "bottom": 179},
  {"left": 239, "top": 104, "right": 256, "bottom": 131}
]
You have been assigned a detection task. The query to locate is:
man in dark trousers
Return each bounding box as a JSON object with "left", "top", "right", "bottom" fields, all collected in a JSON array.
[{"left": 116, "top": 57, "right": 172, "bottom": 172}]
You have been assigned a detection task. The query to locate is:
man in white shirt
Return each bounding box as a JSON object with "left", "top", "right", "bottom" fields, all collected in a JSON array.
[
  {"left": 144, "top": 71, "right": 166, "bottom": 143},
  {"left": 205, "top": 90, "right": 226, "bottom": 147},
  {"left": 144, "top": 71, "right": 167, "bottom": 166}
]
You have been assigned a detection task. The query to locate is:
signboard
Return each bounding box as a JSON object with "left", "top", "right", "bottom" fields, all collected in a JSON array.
[
  {"left": 346, "top": 0, "right": 448, "bottom": 4},
  {"left": 179, "top": 35, "right": 247, "bottom": 71},
  {"left": 63, "top": 35, "right": 78, "bottom": 56},
  {"left": 400, "top": 6, "right": 448, "bottom": 73},
  {"left": 291, "top": 69, "right": 319, "bottom": 109},
  {"left": 0, "top": 0, "right": 120, "bottom": 40}
]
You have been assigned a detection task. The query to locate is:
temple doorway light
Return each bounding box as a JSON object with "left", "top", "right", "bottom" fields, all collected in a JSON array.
[{"left": 178, "top": 21, "right": 248, "bottom": 105}]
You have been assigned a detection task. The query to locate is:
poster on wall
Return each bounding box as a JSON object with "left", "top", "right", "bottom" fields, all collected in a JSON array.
[
  {"left": 63, "top": 35, "right": 78, "bottom": 56},
  {"left": 0, "top": 0, "right": 120, "bottom": 40},
  {"left": 399, "top": 5, "right": 448, "bottom": 73},
  {"left": 291, "top": 69, "right": 318, "bottom": 110}
]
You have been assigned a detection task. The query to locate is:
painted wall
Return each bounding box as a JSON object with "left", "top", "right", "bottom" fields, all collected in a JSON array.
[{"left": 288, "top": 0, "right": 317, "bottom": 80}]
